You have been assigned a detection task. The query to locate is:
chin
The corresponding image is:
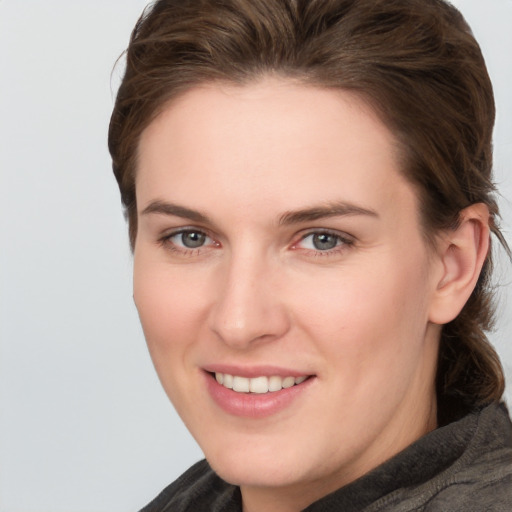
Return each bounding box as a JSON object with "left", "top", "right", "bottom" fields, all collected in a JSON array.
[
  {"left": 202, "top": 438, "right": 319, "bottom": 488},
  {"left": 210, "top": 458, "right": 302, "bottom": 488}
]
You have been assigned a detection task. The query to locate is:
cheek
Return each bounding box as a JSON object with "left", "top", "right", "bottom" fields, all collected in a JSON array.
[
  {"left": 294, "top": 253, "right": 432, "bottom": 368},
  {"left": 132, "top": 261, "right": 214, "bottom": 422},
  {"left": 133, "top": 259, "right": 209, "bottom": 360}
]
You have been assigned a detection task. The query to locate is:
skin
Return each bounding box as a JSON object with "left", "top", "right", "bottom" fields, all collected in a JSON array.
[{"left": 133, "top": 78, "right": 451, "bottom": 512}]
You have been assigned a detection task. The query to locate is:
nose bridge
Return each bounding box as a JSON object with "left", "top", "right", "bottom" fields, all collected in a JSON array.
[{"left": 209, "top": 243, "right": 288, "bottom": 349}]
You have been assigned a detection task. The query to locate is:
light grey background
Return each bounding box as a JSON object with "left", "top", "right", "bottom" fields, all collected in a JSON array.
[{"left": 0, "top": 1, "right": 510, "bottom": 511}]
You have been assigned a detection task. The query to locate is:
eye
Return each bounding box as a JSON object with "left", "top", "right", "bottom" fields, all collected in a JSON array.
[
  {"left": 295, "top": 231, "right": 353, "bottom": 252},
  {"left": 176, "top": 230, "right": 207, "bottom": 248},
  {"left": 164, "top": 229, "right": 216, "bottom": 251}
]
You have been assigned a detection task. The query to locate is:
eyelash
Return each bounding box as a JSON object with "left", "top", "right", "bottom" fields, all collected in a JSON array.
[
  {"left": 158, "top": 228, "right": 354, "bottom": 257},
  {"left": 292, "top": 230, "right": 354, "bottom": 256},
  {"left": 159, "top": 228, "right": 218, "bottom": 255}
]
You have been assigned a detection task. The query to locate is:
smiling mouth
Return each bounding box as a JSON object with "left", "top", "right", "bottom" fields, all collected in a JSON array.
[{"left": 213, "top": 372, "right": 310, "bottom": 394}]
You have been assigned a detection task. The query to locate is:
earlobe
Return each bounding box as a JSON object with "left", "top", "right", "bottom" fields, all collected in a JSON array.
[{"left": 428, "top": 203, "right": 490, "bottom": 325}]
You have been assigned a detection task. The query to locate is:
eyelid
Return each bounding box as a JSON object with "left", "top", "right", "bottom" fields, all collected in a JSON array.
[
  {"left": 291, "top": 229, "right": 354, "bottom": 252},
  {"left": 159, "top": 226, "right": 220, "bottom": 252}
]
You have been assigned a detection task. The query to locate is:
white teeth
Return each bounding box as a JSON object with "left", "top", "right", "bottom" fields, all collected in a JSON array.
[
  {"left": 249, "top": 376, "right": 269, "bottom": 394},
  {"left": 214, "top": 373, "right": 309, "bottom": 394},
  {"left": 223, "top": 373, "right": 233, "bottom": 389},
  {"left": 268, "top": 375, "right": 283, "bottom": 392},
  {"left": 232, "top": 376, "right": 250, "bottom": 392},
  {"left": 282, "top": 376, "right": 295, "bottom": 388}
]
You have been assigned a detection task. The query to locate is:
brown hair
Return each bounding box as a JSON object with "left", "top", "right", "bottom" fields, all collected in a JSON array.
[{"left": 108, "top": 0, "right": 509, "bottom": 411}]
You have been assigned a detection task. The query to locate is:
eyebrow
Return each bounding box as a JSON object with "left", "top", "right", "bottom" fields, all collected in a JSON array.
[
  {"left": 140, "top": 199, "right": 379, "bottom": 225},
  {"left": 278, "top": 201, "right": 379, "bottom": 225},
  {"left": 141, "top": 200, "right": 210, "bottom": 224}
]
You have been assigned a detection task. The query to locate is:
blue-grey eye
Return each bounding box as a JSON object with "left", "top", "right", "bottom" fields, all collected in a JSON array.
[
  {"left": 312, "top": 233, "right": 339, "bottom": 250},
  {"left": 173, "top": 230, "right": 208, "bottom": 248},
  {"left": 299, "top": 232, "right": 345, "bottom": 251}
]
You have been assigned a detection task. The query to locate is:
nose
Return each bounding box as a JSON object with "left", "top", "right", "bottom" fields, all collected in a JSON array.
[{"left": 208, "top": 251, "right": 290, "bottom": 350}]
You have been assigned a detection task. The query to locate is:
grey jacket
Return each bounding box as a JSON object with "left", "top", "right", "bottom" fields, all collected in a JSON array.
[{"left": 140, "top": 402, "right": 512, "bottom": 511}]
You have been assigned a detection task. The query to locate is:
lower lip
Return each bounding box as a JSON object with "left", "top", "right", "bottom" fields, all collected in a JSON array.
[{"left": 204, "top": 372, "right": 314, "bottom": 418}]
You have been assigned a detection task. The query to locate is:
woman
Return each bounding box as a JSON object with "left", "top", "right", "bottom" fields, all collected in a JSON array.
[{"left": 108, "top": 0, "right": 512, "bottom": 510}]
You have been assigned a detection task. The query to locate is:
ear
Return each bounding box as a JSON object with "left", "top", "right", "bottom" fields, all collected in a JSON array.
[{"left": 428, "top": 203, "right": 490, "bottom": 325}]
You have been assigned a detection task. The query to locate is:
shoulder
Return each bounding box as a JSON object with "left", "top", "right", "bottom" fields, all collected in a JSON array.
[
  {"left": 423, "top": 403, "right": 512, "bottom": 511},
  {"left": 139, "top": 459, "right": 240, "bottom": 512},
  {"left": 422, "top": 471, "right": 512, "bottom": 512},
  {"left": 370, "top": 402, "right": 512, "bottom": 512}
]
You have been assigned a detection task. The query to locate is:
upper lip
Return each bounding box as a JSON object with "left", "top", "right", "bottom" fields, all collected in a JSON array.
[{"left": 202, "top": 364, "right": 313, "bottom": 378}]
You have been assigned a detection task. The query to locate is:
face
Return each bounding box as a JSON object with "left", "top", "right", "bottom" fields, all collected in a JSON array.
[{"left": 134, "top": 79, "right": 442, "bottom": 507}]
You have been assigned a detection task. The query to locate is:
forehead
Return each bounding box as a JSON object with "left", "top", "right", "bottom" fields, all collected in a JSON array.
[{"left": 136, "top": 78, "right": 418, "bottom": 224}]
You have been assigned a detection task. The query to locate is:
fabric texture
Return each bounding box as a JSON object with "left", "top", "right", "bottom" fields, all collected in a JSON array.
[{"left": 139, "top": 402, "right": 512, "bottom": 512}]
